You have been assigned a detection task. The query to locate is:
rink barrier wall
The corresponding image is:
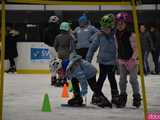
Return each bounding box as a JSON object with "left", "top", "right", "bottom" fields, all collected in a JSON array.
[{"left": 16, "top": 69, "right": 50, "bottom": 74}]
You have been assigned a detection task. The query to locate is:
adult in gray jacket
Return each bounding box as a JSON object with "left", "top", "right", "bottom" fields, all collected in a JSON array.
[
  {"left": 73, "top": 15, "right": 98, "bottom": 59},
  {"left": 86, "top": 14, "right": 119, "bottom": 107}
]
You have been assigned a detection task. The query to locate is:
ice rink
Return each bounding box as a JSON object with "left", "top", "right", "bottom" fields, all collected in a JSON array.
[{"left": 3, "top": 73, "right": 160, "bottom": 120}]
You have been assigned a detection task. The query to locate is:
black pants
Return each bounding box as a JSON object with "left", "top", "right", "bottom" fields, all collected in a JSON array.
[
  {"left": 151, "top": 48, "right": 160, "bottom": 73},
  {"left": 97, "top": 64, "right": 119, "bottom": 97},
  {"left": 76, "top": 48, "right": 89, "bottom": 59},
  {"left": 8, "top": 57, "right": 15, "bottom": 68},
  {"left": 71, "top": 76, "right": 100, "bottom": 97}
]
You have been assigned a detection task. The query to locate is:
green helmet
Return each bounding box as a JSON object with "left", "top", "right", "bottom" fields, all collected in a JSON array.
[
  {"left": 100, "top": 14, "right": 115, "bottom": 28},
  {"left": 60, "top": 22, "right": 70, "bottom": 31}
]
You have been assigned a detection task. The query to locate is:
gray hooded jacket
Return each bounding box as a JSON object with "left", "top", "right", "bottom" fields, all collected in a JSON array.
[
  {"left": 74, "top": 25, "right": 98, "bottom": 49},
  {"left": 86, "top": 31, "right": 117, "bottom": 65}
]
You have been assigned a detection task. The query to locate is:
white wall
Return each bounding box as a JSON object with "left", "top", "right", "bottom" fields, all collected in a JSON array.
[
  {"left": 4, "top": 42, "right": 156, "bottom": 73},
  {"left": 5, "top": 42, "right": 50, "bottom": 70}
]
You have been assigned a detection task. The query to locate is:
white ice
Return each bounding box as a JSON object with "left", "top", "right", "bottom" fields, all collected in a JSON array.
[{"left": 3, "top": 73, "right": 160, "bottom": 120}]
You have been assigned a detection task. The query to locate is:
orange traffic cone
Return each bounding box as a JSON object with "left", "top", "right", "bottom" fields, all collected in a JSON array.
[{"left": 61, "top": 84, "right": 69, "bottom": 98}]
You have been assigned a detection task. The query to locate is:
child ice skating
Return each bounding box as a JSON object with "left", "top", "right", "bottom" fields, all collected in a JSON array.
[
  {"left": 53, "top": 22, "right": 76, "bottom": 86},
  {"left": 86, "top": 14, "right": 119, "bottom": 107},
  {"left": 66, "top": 52, "right": 112, "bottom": 108},
  {"left": 49, "top": 58, "right": 63, "bottom": 86},
  {"left": 115, "top": 12, "right": 141, "bottom": 108}
]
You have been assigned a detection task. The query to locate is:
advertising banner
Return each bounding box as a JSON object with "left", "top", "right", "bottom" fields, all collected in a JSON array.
[{"left": 31, "top": 48, "right": 50, "bottom": 61}]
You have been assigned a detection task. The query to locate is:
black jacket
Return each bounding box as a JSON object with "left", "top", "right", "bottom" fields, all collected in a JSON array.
[
  {"left": 140, "top": 31, "right": 154, "bottom": 52},
  {"left": 116, "top": 30, "right": 133, "bottom": 60},
  {"left": 43, "top": 23, "right": 59, "bottom": 47},
  {"left": 5, "top": 30, "right": 19, "bottom": 59}
]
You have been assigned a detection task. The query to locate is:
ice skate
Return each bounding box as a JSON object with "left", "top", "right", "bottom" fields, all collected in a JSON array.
[
  {"left": 133, "top": 94, "right": 141, "bottom": 108},
  {"left": 117, "top": 93, "right": 127, "bottom": 108},
  {"left": 111, "top": 95, "right": 120, "bottom": 107},
  {"left": 6, "top": 67, "right": 16, "bottom": 73},
  {"left": 51, "top": 76, "right": 57, "bottom": 86},
  {"left": 68, "top": 96, "right": 83, "bottom": 106},
  {"left": 98, "top": 95, "right": 112, "bottom": 108},
  {"left": 91, "top": 93, "right": 102, "bottom": 105}
]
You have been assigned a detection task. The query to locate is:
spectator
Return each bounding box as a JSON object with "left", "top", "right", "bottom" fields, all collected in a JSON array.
[
  {"left": 5, "top": 23, "right": 19, "bottom": 73},
  {"left": 43, "top": 15, "right": 60, "bottom": 59},
  {"left": 150, "top": 26, "right": 160, "bottom": 74},
  {"left": 140, "top": 24, "right": 154, "bottom": 74}
]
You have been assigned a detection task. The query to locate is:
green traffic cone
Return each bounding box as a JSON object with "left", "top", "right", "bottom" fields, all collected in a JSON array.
[
  {"left": 68, "top": 81, "right": 73, "bottom": 92},
  {"left": 41, "top": 94, "right": 52, "bottom": 112}
]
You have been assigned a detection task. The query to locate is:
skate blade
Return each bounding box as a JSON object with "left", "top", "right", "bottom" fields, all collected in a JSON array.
[{"left": 61, "top": 104, "right": 86, "bottom": 107}]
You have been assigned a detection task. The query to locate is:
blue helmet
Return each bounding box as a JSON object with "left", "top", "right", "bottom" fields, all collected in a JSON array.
[{"left": 78, "top": 15, "right": 88, "bottom": 24}]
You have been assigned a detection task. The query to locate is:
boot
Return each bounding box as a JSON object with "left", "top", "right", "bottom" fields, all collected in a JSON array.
[
  {"left": 98, "top": 95, "right": 112, "bottom": 108},
  {"left": 91, "top": 93, "right": 112, "bottom": 108},
  {"left": 111, "top": 90, "right": 120, "bottom": 107},
  {"left": 55, "top": 79, "right": 64, "bottom": 87},
  {"left": 111, "top": 95, "right": 120, "bottom": 107},
  {"left": 68, "top": 96, "right": 83, "bottom": 106},
  {"left": 91, "top": 93, "right": 102, "bottom": 105},
  {"left": 6, "top": 66, "right": 16, "bottom": 73},
  {"left": 117, "top": 93, "right": 127, "bottom": 108},
  {"left": 133, "top": 94, "right": 141, "bottom": 108},
  {"left": 51, "top": 76, "right": 57, "bottom": 86}
]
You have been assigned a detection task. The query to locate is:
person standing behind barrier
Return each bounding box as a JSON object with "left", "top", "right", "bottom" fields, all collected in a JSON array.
[
  {"left": 73, "top": 15, "right": 98, "bottom": 59},
  {"left": 43, "top": 15, "right": 60, "bottom": 59},
  {"left": 156, "top": 27, "right": 160, "bottom": 74},
  {"left": 54, "top": 22, "right": 76, "bottom": 86},
  {"left": 86, "top": 14, "right": 119, "bottom": 107},
  {"left": 5, "top": 24, "right": 19, "bottom": 73},
  {"left": 140, "top": 24, "right": 154, "bottom": 75},
  {"left": 115, "top": 12, "right": 141, "bottom": 108},
  {"left": 150, "top": 26, "right": 160, "bottom": 74}
]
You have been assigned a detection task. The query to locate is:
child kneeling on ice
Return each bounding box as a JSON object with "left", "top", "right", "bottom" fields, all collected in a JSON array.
[{"left": 66, "top": 52, "right": 112, "bottom": 108}]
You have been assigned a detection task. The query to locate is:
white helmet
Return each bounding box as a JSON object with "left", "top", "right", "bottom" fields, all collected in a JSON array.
[
  {"left": 49, "top": 58, "right": 62, "bottom": 73},
  {"left": 48, "top": 16, "right": 59, "bottom": 23}
]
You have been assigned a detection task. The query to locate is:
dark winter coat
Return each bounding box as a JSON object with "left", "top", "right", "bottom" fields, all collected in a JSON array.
[
  {"left": 43, "top": 23, "right": 59, "bottom": 47},
  {"left": 116, "top": 30, "right": 133, "bottom": 60},
  {"left": 140, "top": 31, "right": 154, "bottom": 52},
  {"left": 5, "top": 30, "right": 19, "bottom": 59},
  {"left": 155, "top": 31, "right": 160, "bottom": 48}
]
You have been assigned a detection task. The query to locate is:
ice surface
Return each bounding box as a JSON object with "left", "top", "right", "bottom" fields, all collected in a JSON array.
[{"left": 3, "top": 73, "right": 160, "bottom": 120}]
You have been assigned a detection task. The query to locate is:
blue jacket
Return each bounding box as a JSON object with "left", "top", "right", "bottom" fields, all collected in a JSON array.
[
  {"left": 67, "top": 60, "right": 97, "bottom": 96},
  {"left": 86, "top": 31, "right": 117, "bottom": 65}
]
